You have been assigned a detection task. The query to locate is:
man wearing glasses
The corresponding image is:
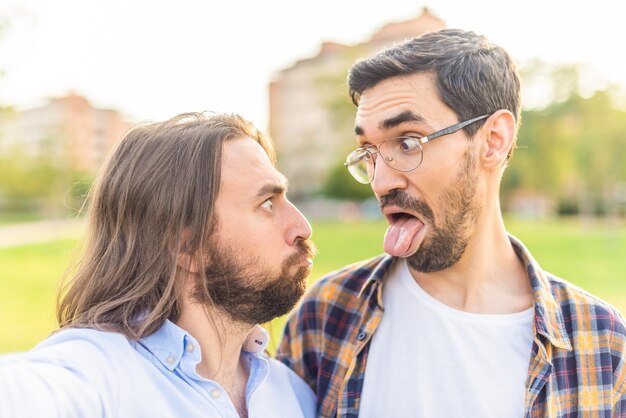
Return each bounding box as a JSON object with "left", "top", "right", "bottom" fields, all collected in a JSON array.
[{"left": 279, "top": 29, "right": 626, "bottom": 417}]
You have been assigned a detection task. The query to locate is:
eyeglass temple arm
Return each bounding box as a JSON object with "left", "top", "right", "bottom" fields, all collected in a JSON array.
[{"left": 421, "top": 114, "right": 490, "bottom": 143}]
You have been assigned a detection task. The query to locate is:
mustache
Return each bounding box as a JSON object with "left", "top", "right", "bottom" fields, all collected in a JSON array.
[
  {"left": 379, "top": 190, "right": 435, "bottom": 224},
  {"left": 285, "top": 239, "right": 318, "bottom": 266}
]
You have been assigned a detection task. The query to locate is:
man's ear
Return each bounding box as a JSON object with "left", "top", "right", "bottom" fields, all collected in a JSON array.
[
  {"left": 480, "top": 109, "right": 516, "bottom": 169},
  {"left": 176, "top": 253, "right": 200, "bottom": 274},
  {"left": 174, "top": 229, "right": 200, "bottom": 274}
]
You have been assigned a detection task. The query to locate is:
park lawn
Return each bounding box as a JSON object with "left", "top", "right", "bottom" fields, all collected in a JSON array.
[
  {"left": 505, "top": 217, "right": 626, "bottom": 303},
  {"left": 1, "top": 218, "right": 625, "bottom": 354},
  {"left": 0, "top": 240, "right": 78, "bottom": 353}
]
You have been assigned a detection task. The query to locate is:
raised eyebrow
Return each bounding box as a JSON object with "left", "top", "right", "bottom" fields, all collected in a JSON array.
[
  {"left": 379, "top": 110, "right": 427, "bottom": 131},
  {"left": 354, "top": 111, "right": 430, "bottom": 138}
]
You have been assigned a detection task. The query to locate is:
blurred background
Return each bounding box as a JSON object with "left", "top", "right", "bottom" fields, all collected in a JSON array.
[{"left": 0, "top": 1, "right": 625, "bottom": 353}]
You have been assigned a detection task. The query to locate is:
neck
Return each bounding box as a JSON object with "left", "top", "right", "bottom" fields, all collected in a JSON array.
[
  {"left": 410, "top": 206, "right": 532, "bottom": 314},
  {"left": 175, "top": 293, "right": 252, "bottom": 415}
]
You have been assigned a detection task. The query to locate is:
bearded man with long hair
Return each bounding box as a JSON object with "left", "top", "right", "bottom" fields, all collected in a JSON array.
[{"left": 0, "top": 112, "right": 317, "bottom": 418}]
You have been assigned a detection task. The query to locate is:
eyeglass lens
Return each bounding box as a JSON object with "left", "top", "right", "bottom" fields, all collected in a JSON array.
[{"left": 346, "top": 137, "right": 424, "bottom": 184}]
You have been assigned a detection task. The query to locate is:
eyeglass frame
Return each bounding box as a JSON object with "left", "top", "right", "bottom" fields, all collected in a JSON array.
[{"left": 344, "top": 113, "right": 491, "bottom": 184}]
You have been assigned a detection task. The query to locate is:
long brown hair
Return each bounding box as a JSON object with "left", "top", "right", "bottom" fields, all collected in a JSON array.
[{"left": 57, "top": 112, "right": 274, "bottom": 339}]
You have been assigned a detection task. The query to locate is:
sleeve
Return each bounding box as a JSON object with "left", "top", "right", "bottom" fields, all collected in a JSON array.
[
  {"left": 0, "top": 337, "right": 117, "bottom": 418},
  {"left": 611, "top": 311, "right": 626, "bottom": 417},
  {"left": 0, "top": 356, "right": 104, "bottom": 417}
]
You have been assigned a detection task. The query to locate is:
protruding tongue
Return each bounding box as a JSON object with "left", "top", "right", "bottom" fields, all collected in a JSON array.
[{"left": 384, "top": 215, "right": 423, "bottom": 257}]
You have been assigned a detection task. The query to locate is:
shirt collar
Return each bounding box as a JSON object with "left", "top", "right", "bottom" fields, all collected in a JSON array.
[
  {"left": 138, "top": 320, "right": 271, "bottom": 373},
  {"left": 358, "top": 254, "right": 395, "bottom": 304},
  {"left": 509, "top": 234, "right": 572, "bottom": 351},
  {"left": 138, "top": 319, "right": 197, "bottom": 371}
]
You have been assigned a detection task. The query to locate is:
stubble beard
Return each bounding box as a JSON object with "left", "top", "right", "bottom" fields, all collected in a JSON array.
[{"left": 385, "top": 149, "right": 482, "bottom": 273}]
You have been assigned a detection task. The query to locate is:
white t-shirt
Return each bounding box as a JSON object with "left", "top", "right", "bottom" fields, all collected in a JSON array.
[{"left": 359, "top": 259, "right": 534, "bottom": 418}]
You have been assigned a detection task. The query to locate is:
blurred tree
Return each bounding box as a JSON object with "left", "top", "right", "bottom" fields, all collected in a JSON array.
[
  {"left": 0, "top": 145, "right": 92, "bottom": 217},
  {"left": 504, "top": 63, "right": 626, "bottom": 216},
  {"left": 321, "top": 159, "right": 373, "bottom": 201},
  {"left": 316, "top": 48, "right": 375, "bottom": 201}
]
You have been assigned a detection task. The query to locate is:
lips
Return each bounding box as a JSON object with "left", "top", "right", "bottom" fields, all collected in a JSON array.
[{"left": 286, "top": 240, "right": 317, "bottom": 268}]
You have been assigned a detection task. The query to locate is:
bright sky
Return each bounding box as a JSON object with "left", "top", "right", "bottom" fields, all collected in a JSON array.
[{"left": 0, "top": 0, "right": 625, "bottom": 129}]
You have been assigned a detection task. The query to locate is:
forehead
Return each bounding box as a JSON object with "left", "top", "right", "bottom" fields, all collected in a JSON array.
[
  {"left": 219, "top": 137, "right": 285, "bottom": 197},
  {"left": 355, "top": 73, "right": 450, "bottom": 138}
]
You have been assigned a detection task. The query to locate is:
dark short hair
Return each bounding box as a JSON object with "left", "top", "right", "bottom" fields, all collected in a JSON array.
[{"left": 348, "top": 29, "right": 521, "bottom": 140}]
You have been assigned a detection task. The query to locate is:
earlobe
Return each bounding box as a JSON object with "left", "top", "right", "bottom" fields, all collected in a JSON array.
[
  {"left": 176, "top": 253, "right": 200, "bottom": 274},
  {"left": 173, "top": 229, "right": 201, "bottom": 273},
  {"left": 482, "top": 110, "right": 516, "bottom": 169}
]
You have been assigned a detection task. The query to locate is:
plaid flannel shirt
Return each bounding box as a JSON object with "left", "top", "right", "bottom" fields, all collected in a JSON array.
[{"left": 278, "top": 235, "right": 626, "bottom": 417}]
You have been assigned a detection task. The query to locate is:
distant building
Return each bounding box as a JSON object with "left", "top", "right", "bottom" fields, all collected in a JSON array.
[
  {"left": 269, "top": 7, "right": 445, "bottom": 198},
  {"left": 0, "top": 93, "right": 131, "bottom": 171}
]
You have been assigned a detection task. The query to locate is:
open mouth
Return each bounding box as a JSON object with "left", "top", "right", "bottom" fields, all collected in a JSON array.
[
  {"left": 386, "top": 211, "right": 417, "bottom": 224},
  {"left": 383, "top": 206, "right": 423, "bottom": 225},
  {"left": 382, "top": 208, "right": 425, "bottom": 258}
]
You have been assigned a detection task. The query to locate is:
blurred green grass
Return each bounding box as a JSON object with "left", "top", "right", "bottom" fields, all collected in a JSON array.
[
  {"left": 0, "top": 213, "right": 43, "bottom": 225},
  {"left": 1, "top": 218, "right": 625, "bottom": 354},
  {"left": 0, "top": 240, "right": 77, "bottom": 352}
]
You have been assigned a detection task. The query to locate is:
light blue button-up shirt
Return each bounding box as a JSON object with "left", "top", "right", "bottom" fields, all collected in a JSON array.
[{"left": 0, "top": 320, "right": 315, "bottom": 417}]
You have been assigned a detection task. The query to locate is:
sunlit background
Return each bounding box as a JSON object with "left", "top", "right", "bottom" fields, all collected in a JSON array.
[{"left": 0, "top": 0, "right": 625, "bottom": 352}]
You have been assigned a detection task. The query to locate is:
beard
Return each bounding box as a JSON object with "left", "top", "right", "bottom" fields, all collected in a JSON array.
[
  {"left": 380, "top": 148, "right": 481, "bottom": 273},
  {"left": 194, "top": 239, "right": 316, "bottom": 325}
]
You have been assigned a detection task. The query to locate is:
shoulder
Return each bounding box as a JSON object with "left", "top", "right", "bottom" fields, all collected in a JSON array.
[
  {"left": 36, "top": 327, "right": 133, "bottom": 351},
  {"left": 547, "top": 273, "right": 626, "bottom": 341},
  {"left": 0, "top": 328, "right": 133, "bottom": 415},
  {"left": 285, "top": 254, "right": 389, "bottom": 331},
  {"left": 545, "top": 273, "right": 626, "bottom": 398},
  {"left": 280, "top": 254, "right": 391, "bottom": 356},
  {"left": 29, "top": 327, "right": 136, "bottom": 370}
]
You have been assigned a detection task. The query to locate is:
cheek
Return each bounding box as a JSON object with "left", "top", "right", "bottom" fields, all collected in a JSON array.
[
  {"left": 218, "top": 211, "right": 261, "bottom": 244},
  {"left": 239, "top": 213, "right": 286, "bottom": 247}
]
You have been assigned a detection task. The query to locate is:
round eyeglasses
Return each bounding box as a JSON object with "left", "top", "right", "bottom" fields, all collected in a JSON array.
[{"left": 344, "top": 114, "right": 490, "bottom": 184}]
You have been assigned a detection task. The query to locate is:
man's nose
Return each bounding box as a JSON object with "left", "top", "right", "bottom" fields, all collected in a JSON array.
[
  {"left": 370, "top": 159, "right": 408, "bottom": 197},
  {"left": 285, "top": 200, "right": 313, "bottom": 246}
]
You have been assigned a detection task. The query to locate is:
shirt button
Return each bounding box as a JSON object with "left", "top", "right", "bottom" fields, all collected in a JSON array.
[
  {"left": 210, "top": 389, "right": 221, "bottom": 399},
  {"left": 186, "top": 343, "right": 195, "bottom": 353},
  {"left": 166, "top": 355, "right": 176, "bottom": 365},
  {"left": 357, "top": 331, "right": 367, "bottom": 341}
]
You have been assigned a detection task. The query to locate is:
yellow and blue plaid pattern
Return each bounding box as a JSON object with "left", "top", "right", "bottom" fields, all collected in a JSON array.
[{"left": 279, "top": 236, "right": 626, "bottom": 417}]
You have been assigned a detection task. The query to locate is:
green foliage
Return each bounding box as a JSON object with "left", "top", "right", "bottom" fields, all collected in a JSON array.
[
  {"left": 505, "top": 83, "right": 626, "bottom": 214},
  {"left": 0, "top": 147, "right": 93, "bottom": 217},
  {"left": 321, "top": 160, "right": 373, "bottom": 201},
  {"left": 315, "top": 48, "right": 374, "bottom": 200}
]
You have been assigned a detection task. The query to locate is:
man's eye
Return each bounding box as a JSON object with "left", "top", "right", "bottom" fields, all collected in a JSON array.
[
  {"left": 398, "top": 137, "right": 421, "bottom": 153},
  {"left": 261, "top": 199, "right": 273, "bottom": 211}
]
